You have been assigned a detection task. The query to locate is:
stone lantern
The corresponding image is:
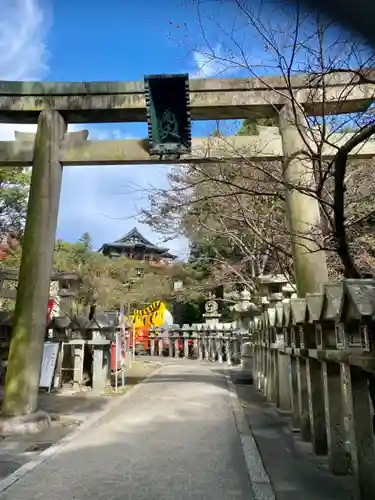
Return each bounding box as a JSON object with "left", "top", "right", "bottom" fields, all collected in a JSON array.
[
  {"left": 203, "top": 292, "right": 221, "bottom": 327},
  {"left": 231, "top": 289, "right": 259, "bottom": 331},
  {"left": 258, "top": 274, "right": 289, "bottom": 297}
]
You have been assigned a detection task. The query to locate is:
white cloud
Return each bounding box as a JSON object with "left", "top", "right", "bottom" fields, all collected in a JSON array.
[
  {"left": 192, "top": 47, "right": 225, "bottom": 78},
  {"left": 0, "top": 0, "right": 188, "bottom": 258},
  {"left": 0, "top": 0, "right": 52, "bottom": 138},
  {"left": 0, "top": 0, "right": 51, "bottom": 80},
  {"left": 58, "top": 163, "right": 189, "bottom": 258},
  {"left": 191, "top": 44, "right": 240, "bottom": 78}
]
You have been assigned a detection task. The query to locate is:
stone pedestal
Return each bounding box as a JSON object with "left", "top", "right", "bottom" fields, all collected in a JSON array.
[
  {"left": 278, "top": 353, "right": 291, "bottom": 413},
  {"left": 183, "top": 332, "right": 190, "bottom": 358},
  {"left": 150, "top": 333, "right": 156, "bottom": 356},
  {"left": 203, "top": 314, "right": 221, "bottom": 327},
  {"left": 341, "top": 363, "right": 375, "bottom": 499},
  {"left": 174, "top": 336, "right": 180, "bottom": 358},
  {"left": 89, "top": 330, "right": 111, "bottom": 393},
  {"left": 240, "top": 342, "right": 253, "bottom": 376},
  {"left": 270, "top": 351, "right": 279, "bottom": 404},
  {"left": 91, "top": 343, "right": 111, "bottom": 393},
  {"left": 289, "top": 356, "right": 300, "bottom": 430},
  {"left": 0, "top": 411, "right": 51, "bottom": 437},
  {"left": 267, "top": 349, "right": 273, "bottom": 397},
  {"left": 297, "top": 357, "right": 311, "bottom": 441},
  {"left": 217, "top": 335, "right": 223, "bottom": 363},
  {"left": 72, "top": 341, "right": 84, "bottom": 390},
  {"left": 307, "top": 358, "right": 327, "bottom": 455},
  {"left": 198, "top": 335, "right": 204, "bottom": 360},
  {"left": 226, "top": 337, "right": 232, "bottom": 366},
  {"left": 322, "top": 361, "right": 349, "bottom": 474}
]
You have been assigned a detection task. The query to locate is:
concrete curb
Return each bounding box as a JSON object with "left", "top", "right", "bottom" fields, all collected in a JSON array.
[
  {"left": 224, "top": 372, "right": 276, "bottom": 500},
  {"left": 0, "top": 362, "right": 164, "bottom": 495}
]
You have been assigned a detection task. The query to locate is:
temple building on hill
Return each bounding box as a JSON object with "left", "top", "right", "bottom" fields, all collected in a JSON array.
[{"left": 98, "top": 227, "right": 176, "bottom": 263}]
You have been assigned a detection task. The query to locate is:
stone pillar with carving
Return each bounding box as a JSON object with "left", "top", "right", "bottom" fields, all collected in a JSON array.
[{"left": 203, "top": 293, "right": 221, "bottom": 326}]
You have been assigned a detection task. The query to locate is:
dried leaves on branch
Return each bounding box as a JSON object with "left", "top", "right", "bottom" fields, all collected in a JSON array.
[
  {"left": 154, "top": 0, "right": 375, "bottom": 283},
  {"left": 140, "top": 122, "right": 294, "bottom": 295}
]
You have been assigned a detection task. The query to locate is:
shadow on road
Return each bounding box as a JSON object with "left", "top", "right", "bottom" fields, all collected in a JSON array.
[
  {"left": 0, "top": 363, "right": 254, "bottom": 500},
  {"left": 233, "top": 381, "right": 357, "bottom": 500}
]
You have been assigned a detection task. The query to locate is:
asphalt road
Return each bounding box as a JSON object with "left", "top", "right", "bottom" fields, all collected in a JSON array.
[{"left": 0, "top": 361, "right": 253, "bottom": 500}]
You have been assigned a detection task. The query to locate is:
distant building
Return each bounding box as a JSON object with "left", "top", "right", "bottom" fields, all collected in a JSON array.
[{"left": 98, "top": 227, "right": 176, "bottom": 264}]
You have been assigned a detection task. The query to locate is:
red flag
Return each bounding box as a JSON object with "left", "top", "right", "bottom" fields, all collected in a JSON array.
[{"left": 46, "top": 298, "right": 55, "bottom": 323}]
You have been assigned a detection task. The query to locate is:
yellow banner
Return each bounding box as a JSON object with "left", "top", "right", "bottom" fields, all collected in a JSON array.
[
  {"left": 132, "top": 301, "right": 161, "bottom": 318},
  {"left": 126, "top": 301, "right": 167, "bottom": 328}
]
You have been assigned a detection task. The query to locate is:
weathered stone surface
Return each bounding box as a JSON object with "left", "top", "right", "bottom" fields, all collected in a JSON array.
[
  {"left": 306, "top": 293, "right": 324, "bottom": 322},
  {"left": 14, "top": 130, "right": 88, "bottom": 148},
  {"left": 2, "top": 131, "right": 375, "bottom": 167},
  {"left": 275, "top": 303, "right": 283, "bottom": 327},
  {"left": 267, "top": 308, "right": 276, "bottom": 327},
  {"left": 279, "top": 101, "right": 329, "bottom": 296},
  {"left": 340, "top": 279, "right": 375, "bottom": 320},
  {"left": 0, "top": 70, "right": 372, "bottom": 123},
  {"left": 0, "top": 411, "right": 50, "bottom": 437},
  {"left": 0, "top": 70, "right": 371, "bottom": 95},
  {"left": 322, "top": 284, "right": 344, "bottom": 321},
  {"left": 2, "top": 110, "right": 66, "bottom": 416},
  {"left": 290, "top": 298, "right": 307, "bottom": 324},
  {"left": 282, "top": 299, "right": 291, "bottom": 326}
]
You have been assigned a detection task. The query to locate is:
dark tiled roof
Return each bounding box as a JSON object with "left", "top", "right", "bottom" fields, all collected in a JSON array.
[{"left": 98, "top": 227, "right": 176, "bottom": 258}]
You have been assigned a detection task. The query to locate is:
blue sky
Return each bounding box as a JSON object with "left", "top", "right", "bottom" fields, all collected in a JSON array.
[
  {"left": 1, "top": 0, "right": 241, "bottom": 259},
  {"left": 0, "top": 0, "right": 359, "bottom": 259}
]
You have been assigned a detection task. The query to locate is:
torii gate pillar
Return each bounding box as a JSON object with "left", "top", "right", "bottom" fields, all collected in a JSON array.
[
  {"left": 279, "top": 101, "right": 329, "bottom": 296},
  {"left": 2, "top": 110, "right": 66, "bottom": 417}
]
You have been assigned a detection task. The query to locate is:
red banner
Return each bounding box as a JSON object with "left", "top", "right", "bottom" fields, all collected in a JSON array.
[{"left": 46, "top": 298, "right": 55, "bottom": 323}]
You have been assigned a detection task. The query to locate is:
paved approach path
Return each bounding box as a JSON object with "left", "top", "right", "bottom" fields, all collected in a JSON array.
[{"left": 1, "top": 361, "right": 254, "bottom": 500}]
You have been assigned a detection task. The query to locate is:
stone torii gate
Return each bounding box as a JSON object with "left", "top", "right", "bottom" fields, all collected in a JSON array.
[{"left": 0, "top": 71, "right": 373, "bottom": 418}]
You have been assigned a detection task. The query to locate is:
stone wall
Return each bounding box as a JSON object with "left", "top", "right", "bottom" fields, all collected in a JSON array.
[{"left": 250, "top": 278, "right": 375, "bottom": 500}]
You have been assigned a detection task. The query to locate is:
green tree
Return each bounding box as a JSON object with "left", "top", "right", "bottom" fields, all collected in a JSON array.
[
  {"left": 0, "top": 167, "right": 29, "bottom": 309},
  {"left": 53, "top": 237, "right": 181, "bottom": 314},
  {"left": 0, "top": 167, "right": 30, "bottom": 235}
]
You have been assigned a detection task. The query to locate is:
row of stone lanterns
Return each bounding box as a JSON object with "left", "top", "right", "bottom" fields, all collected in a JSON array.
[{"left": 204, "top": 275, "right": 297, "bottom": 331}]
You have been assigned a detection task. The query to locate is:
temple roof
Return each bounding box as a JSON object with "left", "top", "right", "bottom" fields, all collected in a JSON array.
[{"left": 98, "top": 227, "right": 176, "bottom": 259}]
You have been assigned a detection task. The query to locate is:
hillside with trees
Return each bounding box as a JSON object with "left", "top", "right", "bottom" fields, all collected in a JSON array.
[{"left": 0, "top": 165, "right": 182, "bottom": 317}]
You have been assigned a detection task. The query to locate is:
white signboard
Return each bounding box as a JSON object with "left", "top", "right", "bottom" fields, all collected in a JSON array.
[{"left": 39, "top": 342, "right": 59, "bottom": 391}]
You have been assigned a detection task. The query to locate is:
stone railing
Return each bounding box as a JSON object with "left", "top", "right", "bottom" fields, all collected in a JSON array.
[
  {"left": 250, "top": 279, "right": 375, "bottom": 500},
  {"left": 147, "top": 324, "right": 251, "bottom": 364},
  {"left": 47, "top": 320, "right": 251, "bottom": 394}
]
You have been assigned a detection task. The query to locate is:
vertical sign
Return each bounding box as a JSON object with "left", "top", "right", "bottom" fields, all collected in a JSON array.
[
  {"left": 39, "top": 342, "right": 59, "bottom": 391},
  {"left": 144, "top": 73, "right": 191, "bottom": 157}
]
